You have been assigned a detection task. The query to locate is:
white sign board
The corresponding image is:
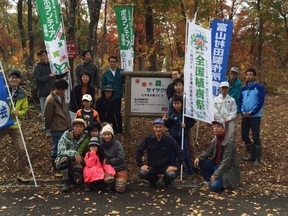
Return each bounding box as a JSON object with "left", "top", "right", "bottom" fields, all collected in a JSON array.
[{"left": 131, "top": 77, "right": 172, "bottom": 113}]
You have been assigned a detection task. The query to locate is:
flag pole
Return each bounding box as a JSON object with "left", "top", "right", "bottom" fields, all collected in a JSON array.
[{"left": 0, "top": 62, "right": 38, "bottom": 187}]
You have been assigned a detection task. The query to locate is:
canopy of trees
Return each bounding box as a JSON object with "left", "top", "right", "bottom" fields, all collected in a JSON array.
[{"left": 1, "top": 0, "right": 288, "bottom": 88}]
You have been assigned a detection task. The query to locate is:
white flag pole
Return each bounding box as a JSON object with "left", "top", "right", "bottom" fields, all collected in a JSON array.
[
  {"left": 0, "top": 62, "right": 38, "bottom": 187},
  {"left": 180, "top": 95, "right": 187, "bottom": 181}
]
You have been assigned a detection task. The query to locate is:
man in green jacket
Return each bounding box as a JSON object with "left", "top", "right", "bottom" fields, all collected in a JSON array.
[
  {"left": 0, "top": 70, "right": 29, "bottom": 182},
  {"left": 194, "top": 121, "right": 240, "bottom": 192},
  {"left": 101, "top": 56, "right": 125, "bottom": 134}
]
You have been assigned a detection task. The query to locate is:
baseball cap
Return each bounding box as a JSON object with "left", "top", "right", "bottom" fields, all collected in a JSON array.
[
  {"left": 153, "top": 118, "right": 165, "bottom": 125},
  {"left": 212, "top": 120, "right": 225, "bottom": 128},
  {"left": 220, "top": 81, "right": 229, "bottom": 88},
  {"left": 82, "top": 94, "right": 92, "bottom": 101},
  {"left": 8, "top": 69, "right": 22, "bottom": 78},
  {"left": 230, "top": 67, "right": 240, "bottom": 74}
]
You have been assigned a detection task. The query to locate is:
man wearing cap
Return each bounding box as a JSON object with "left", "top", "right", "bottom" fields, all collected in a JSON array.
[
  {"left": 194, "top": 121, "right": 240, "bottom": 192},
  {"left": 213, "top": 81, "right": 237, "bottom": 138},
  {"left": 227, "top": 66, "right": 242, "bottom": 137},
  {"left": 44, "top": 79, "right": 71, "bottom": 177},
  {"left": 0, "top": 70, "right": 29, "bottom": 182},
  {"left": 33, "top": 49, "right": 68, "bottom": 132},
  {"left": 56, "top": 118, "right": 90, "bottom": 192},
  {"left": 75, "top": 50, "right": 100, "bottom": 89},
  {"left": 136, "top": 118, "right": 184, "bottom": 189},
  {"left": 240, "top": 68, "right": 265, "bottom": 167},
  {"left": 101, "top": 56, "right": 125, "bottom": 134}
]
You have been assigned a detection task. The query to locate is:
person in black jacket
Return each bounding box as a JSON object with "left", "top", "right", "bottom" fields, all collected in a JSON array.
[
  {"left": 163, "top": 95, "right": 195, "bottom": 175},
  {"left": 135, "top": 118, "right": 184, "bottom": 189},
  {"left": 166, "top": 69, "right": 182, "bottom": 100},
  {"left": 69, "top": 72, "right": 95, "bottom": 120},
  {"left": 95, "top": 85, "right": 117, "bottom": 130}
]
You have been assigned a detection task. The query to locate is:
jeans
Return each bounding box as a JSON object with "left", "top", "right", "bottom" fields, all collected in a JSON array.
[
  {"left": 50, "top": 130, "right": 66, "bottom": 158},
  {"left": 172, "top": 136, "right": 193, "bottom": 173},
  {"left": 139, "top": 166, "right": 177, "bottom": 184},
  {"left": 241, "top": 117, "right": 261, "bottom": 146},
  {"left": 199, "top": 159, "right": 223, "bottom": 192}
]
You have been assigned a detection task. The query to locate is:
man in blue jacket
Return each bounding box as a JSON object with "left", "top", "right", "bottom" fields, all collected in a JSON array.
[
  {"left": 101, "top": 56, "right": 125, "bottom": 134},
  {"left": 239, "top": 68, "right": 265, "bottom": 167}
]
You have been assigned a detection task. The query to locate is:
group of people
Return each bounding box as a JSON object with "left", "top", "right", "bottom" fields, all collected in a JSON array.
[{"left": 1, "top": 47, "right": 265, "bottom": 194}]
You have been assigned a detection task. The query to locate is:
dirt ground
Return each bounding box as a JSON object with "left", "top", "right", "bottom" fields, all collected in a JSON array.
[{"left": 0, "top": 88, "right": 287, "bottom": 195}]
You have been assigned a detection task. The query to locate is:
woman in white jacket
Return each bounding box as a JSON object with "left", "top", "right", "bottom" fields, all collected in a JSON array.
[{"left": 214, "top": 81, "right": 237, "bottom": 138}]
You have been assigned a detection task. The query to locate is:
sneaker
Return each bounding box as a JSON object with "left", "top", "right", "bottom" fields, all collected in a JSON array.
[
  {"left": 104, "top": 174, "right": 115, "bottom": 184},
  {"left": 202, "top": 181, "right": 211, "bottom": 187},
  {"left": 62, "top": 181, "right": 70, "bottom": 193},
  {"left": 17, "top": 173, "right": 29, "bottom": 183}
]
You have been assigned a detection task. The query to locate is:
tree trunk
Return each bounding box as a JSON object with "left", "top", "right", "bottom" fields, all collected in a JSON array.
[
  {"left": 17, "top": 0, "right": 28, "bottom": 62},
  {"left": 67, "top": 0, "right": 77, "bottom": 86},
  {"left": 144, "top": 0, "right": 157, "bottom": 71},
  {"left": 256, "top": 0, "right": 264, "bottom": 72},
  {"left": 86, "top": 0, "right": 102, "bottom": 64},
  {"left": 27, "top": 0, "right": 34, "bottom": 67}
]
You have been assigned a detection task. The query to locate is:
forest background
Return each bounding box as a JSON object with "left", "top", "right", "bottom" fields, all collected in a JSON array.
[{"left": 0, "top": 0, "right": 288, "bottom": 92}]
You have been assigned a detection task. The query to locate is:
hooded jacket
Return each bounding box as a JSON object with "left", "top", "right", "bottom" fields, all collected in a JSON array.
[{"left": 8, "top": 86, "right": 28, "bottom": 130}]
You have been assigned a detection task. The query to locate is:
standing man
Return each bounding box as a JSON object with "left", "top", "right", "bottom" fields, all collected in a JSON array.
[
  {"left": 136, "top": 118, "right": 184, "bottom": 189},
  {"left": 75, "top": 50, "right": 100, "bottom": 90},
  {"left": 101, "top": 56, "right": 125, "bottom": 134},
  {"left": 227, "top": 66, "right": 242, "bottom": 137},
  {"left": 240, "top": 68, "right": 265, "bottom": 167},
  {"left": 166, "top": 69, "right": 182, "bottom": 100},
  {"left": 194, "top": 121, "right": 240, "bottom": 192},
  {"left": 213, "top": 81, "right": 237, "bottom": 138},
  {"left": 0, "top": 70, "right": 29, "bottom": 182},
  {"left": 33, "top": 49, "right": 68, "bottom": 132},
  {"left": 44, "top": 79, "right": 71, "bottom": 176}
]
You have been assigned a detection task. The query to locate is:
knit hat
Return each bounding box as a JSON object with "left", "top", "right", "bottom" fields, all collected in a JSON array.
[
  {"left": 212, "top": 120, "right": 226, "bottom": 129},
  {"left": 89, "top": 137, "right": 100, "bottom": 147},
  {"left": 101, "top": 124, "right": 114, "bottom": 136}
]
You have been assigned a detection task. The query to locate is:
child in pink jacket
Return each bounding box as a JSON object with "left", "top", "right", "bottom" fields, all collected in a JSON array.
[{"left": 83, "top": 137, "right": 115, "bottom": 191}]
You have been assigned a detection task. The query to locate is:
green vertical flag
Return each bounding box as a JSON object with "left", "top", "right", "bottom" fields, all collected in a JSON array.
[
  {"left": 115, "top": 5, "right": 134, "bottom": 71},
  {"left": 35, "top": 0, "right": 69, "bottom": 75}
]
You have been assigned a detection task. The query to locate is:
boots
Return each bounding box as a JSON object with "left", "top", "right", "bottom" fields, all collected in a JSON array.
[
  {"left": 51, "top": 158, "right": 62, "bottom": 177},
  {"left": 253, "top": 146, "right": 262, "bottom": 167},
  {"left": 242, "top": 143, "right": 255, "bottom": 161},
  {"left": 62, "top": 180, "right": 70, "bottom": 193}
]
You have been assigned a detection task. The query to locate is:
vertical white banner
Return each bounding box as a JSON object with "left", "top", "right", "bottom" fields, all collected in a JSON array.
[{"left": 184, "top": 21, "right": 214, "bottom": 124}]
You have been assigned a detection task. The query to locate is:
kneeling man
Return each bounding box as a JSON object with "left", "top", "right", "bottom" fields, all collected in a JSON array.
[
  {"left": 194, "top": 121, "right": 240, "bottom": 192},
  {"left": 136, "top": 118, "right": 184, "bottom": 189}
]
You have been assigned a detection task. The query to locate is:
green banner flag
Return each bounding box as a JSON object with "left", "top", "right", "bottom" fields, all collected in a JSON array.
[
  {"left": 115, "top": 5, "right": 134, "bottom": 71},
  {"left": 36, "top": 0, "right": 69, "bottom": 75}
]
